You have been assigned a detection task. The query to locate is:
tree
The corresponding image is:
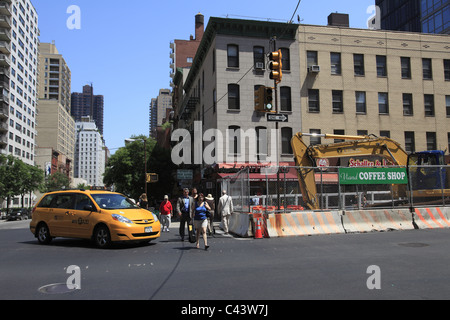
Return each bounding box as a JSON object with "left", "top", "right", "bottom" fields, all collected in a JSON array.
[
  {"left": 103, "top": 135, "right": 176, "bottom": 203},
  {"left": 0, "top": 155, "right": 24, "bottom": 211},
  {"left": 44, "top": 171, "right": 70, "bottom": 192},
  {"left": 0, "top": 155, "right": 44, "bottom": 209}
]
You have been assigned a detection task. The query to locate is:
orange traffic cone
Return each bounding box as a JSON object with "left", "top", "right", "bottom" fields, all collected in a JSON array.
[{"left": 254, "top": 214, "right": 263, "bottom": 239}]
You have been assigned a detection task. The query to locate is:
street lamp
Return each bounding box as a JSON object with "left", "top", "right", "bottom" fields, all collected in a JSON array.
[{"left": 125, "top": 138, "right": 147, "bottom": 196}]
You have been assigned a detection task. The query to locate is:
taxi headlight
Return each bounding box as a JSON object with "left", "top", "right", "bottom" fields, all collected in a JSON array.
[
  {"left": 152, "top": 213, "right": 159, "bottom": 222},
  {"left": 112, "top": 214, "right": 133, "bottom": 224}
]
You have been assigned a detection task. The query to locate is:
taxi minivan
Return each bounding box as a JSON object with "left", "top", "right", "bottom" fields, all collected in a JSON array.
[{"left": 30, "top": 189, "right": 161, "bottom": 248}]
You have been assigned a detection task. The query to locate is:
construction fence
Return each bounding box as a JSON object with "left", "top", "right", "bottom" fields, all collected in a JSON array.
[{"left": 218, "top": 165, "right": 450, "bottom": 213}]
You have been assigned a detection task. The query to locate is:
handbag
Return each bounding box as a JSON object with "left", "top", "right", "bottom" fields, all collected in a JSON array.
[{"left": 188, "top": 222, "right": 196, "bottom": 243}]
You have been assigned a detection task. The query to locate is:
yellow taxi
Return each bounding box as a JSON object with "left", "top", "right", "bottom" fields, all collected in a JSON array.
[{"left": 30, "top": 189, "right": 161, "bottom": 248}]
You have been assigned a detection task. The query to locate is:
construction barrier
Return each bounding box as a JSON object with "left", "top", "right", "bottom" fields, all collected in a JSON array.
[
  {"left": 341, "top": 209, "right": 414, "bottom": 233},
  {"left": 263, "top": 211, "right": 345, "bottom": 238},
  {"left": 413, "top": 207, "right": 450, "bottom": 230},
  {"left": 232, "top": 206, "right": 450, "bottom": 239},
  {"left": 227, "top": 212, "right": 253, "bottom": 237}
]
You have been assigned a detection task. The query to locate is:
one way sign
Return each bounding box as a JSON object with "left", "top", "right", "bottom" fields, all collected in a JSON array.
[{"left": 267, "top": 113, "right": 289, "bottom": 122}]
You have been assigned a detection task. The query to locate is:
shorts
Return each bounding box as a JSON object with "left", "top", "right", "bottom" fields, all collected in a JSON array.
[{"left": 194, "top": 219, "right": 208, "bottom": 230}]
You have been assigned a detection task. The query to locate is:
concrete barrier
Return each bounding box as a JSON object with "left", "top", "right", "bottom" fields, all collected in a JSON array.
[
  {"left": 227, "top": 212, "right": 252, "bottom": 237},
  {"left": 262, "top": 211, "right": 345, "bottom": 238},
  {"left": 341, "top": 209, "right": 414, "bottom": 233},
  {"left": 413, "top": 207, "right": 450, "bottom": 230}
]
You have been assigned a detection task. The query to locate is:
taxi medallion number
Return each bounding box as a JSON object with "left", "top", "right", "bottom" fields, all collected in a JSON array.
[{"left": 145, "top": 227, "right": 152, "bottom": 233}]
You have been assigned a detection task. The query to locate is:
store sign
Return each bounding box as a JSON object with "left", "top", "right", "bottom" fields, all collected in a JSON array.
[{"left": 339, "top": 168, "right": 408, "bottom": 185}]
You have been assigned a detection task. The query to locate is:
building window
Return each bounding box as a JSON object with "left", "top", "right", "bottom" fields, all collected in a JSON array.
[
  {"left": 280, "top": 86, "right": 292, "bottom": 112},
  {"left": 357, "top": 130, "right": 368, "bottom": 136},
  {"left": 253, "top": 46, "right": 265, "bottom": 69},
  {"left": 378, "top": 92, "right": 389, "bottom": 114},
  {"left": 228, "top": 84, "right": 240, "bottom": 110},
  {"left": 281, "top": 127, "right": 293, "bottom": 154},
  {"left": 228, "top": 125, "right": 240, "bottom": 155},
  {"left": 353, "top": 54, "right": 365, "bottom": 76},
  {"left": 307, "top": 51, "right": 317, "bottom": 70},
  {"left": 376, "top": 55, "right": 387, "bottom": 77},
  {"left": 309, "top": 129, "right": 321, "bottom": 145},
  {"left": 355, "top": 91, "right": 366, "bottom": 114},
  {"left": 446, "top": 95, "right": 450, "bottom": 117},
  {"left": 280, "top": 48, "right": 290, "bottom": 71},
  {"left": 405, "top": 131, "right": 415, "bottom": 153},
  {"left": 332, "top": 90, "right": 343, "bottom": 113},
  {"left": 422, "top": 58, "right": 433, "bottom": 80},
  {"left": 426, "top": 132, "right": 437, "bottom": 151},
  {"left": 444, "top": 60, "right": 450, "bottom": 81},
  {"left": 256, "top": 126, "right": 268, "bottom": 160},
  {"left": 330, "top": 52, "right": 341, "bottom": 75},
  {"left": 380, "top": 130, "right": 390, "bottom": 138},
  {"left": 333, "top": 129, "right": 345, "bottom": 143},
  {"left": 424, "top": 94, "right": 435, "bottom": 116},
  {"left": 403, "top": 93, "right": 413, "bottom": 116},
  {"left": 401, "top": 57, "right": 411, "bottom": 79},
  {"left": 308, "top": 89, "right": 320, "bottom": 113},
  {"left": 227, "top": 44, "right": 239, "bottom": 68}
]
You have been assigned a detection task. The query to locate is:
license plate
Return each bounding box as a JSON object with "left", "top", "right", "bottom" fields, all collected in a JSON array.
[{"left": 145, "top": 227, "right": 152, "bottom": 233}]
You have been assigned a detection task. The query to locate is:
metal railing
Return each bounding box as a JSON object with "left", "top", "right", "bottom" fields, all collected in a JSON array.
[{"left": 219, "top": 165, "right": 449, "bottom": 213}]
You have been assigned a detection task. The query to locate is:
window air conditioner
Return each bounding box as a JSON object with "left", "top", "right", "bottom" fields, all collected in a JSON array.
[{"left": 308, "top": 65, "right": 320, "bottom": 73}]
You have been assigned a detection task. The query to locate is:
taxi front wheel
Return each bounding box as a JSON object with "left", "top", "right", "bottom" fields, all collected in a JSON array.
[{"left": 93, "top": 225, "right": 111, "bottom": 249}]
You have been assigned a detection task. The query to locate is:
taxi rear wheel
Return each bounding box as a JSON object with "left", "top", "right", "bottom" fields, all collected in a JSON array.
[
  {"left": 93, "top": 225, "right": 111, "bottom": 249},
  {"left": 36, "top": 223, "right": 52, "bottom": 245}
]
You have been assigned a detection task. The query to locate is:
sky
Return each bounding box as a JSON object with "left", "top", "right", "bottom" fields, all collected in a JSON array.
[{"left": 33, "top": 0, "right": 376, "bottom": 153}]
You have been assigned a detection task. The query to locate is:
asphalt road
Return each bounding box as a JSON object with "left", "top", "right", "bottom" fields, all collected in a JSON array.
[{"left": 1, "top": 219, "right": 450, "bottom": 302}]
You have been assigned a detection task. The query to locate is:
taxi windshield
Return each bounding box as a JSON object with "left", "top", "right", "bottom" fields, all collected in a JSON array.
[{"left": 91, "top": 194, "right": 139, "bottom": 210}]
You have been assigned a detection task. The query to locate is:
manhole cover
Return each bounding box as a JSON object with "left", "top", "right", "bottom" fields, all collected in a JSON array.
[
  {"left": 398, "top": 243, "right": 429, "bottom": 248},
  {"left": 38, "top": 283, "right": 78, "bottom": 294}
]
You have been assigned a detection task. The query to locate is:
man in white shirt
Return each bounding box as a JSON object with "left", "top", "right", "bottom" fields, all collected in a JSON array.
[{"left": 217, "top": 190, "right": 234, "bottom": 234}]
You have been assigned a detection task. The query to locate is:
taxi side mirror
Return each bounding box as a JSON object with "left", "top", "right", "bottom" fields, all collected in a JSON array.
[{"left": 83, "top": 205, "right": 96, "bottom": 212}]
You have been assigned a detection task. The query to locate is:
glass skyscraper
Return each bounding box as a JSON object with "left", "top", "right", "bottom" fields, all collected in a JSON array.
[{"left": 376, "top": 0, "right": 450, "bottom": 34}]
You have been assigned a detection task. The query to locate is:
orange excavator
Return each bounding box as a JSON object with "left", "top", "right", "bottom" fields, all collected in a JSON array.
[{"left": 291, "top": 133, "right": 449, "bottom": 210}]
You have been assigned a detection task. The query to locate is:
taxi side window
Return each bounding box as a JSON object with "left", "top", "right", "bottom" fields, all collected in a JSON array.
[
  {"left": 38, "top": 194, "right": 57, "bottom": 208},
  {"left": 74, "top": 194, "right": 95, "bottom": 211},
  {"left": 53, "top": 194, "right": 75, "bottom": 209}
]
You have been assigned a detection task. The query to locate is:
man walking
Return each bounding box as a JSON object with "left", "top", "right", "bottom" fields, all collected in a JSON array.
[
  {"left": 217, "top": 190, "right": 234, "bottom": 234},
  {"left": 176, "top": 188, "right": 195, "bottom": 241}
]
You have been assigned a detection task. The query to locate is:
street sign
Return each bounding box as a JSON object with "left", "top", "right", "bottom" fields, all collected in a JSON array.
[
  {"left": 267, "top": 113, "right": 288, "bottom": 122},
  {"left": 339, "top": 168, "right": 408, "bottom": 185}
]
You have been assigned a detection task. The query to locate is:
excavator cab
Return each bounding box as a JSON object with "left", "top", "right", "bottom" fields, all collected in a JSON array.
[{"left": 407, "top": 150, "right": 447, "bottom": 190}]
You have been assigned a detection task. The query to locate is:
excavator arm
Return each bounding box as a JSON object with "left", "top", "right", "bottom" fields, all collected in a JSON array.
[{"left": 291, "top": 133, "right": 409, "bottom": 210}]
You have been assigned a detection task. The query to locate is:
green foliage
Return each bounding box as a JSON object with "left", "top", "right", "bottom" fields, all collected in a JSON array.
[
  {"left": 104, "top": 135, "right": 176, "bottom": 202},
  {"left": 0, "top": 154, "right": 45, "bottom": 209}
]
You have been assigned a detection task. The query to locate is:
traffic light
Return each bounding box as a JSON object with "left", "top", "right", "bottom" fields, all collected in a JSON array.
[
  {"left": 264, "top": 87, "right": 274, "bottom": 112},
  {"left": 269, "top": 50, "right": 283, "bottom": 83},
  {"left": 254, "top": 86, "right": 275, "bottom": 113},
  {"left": 254, "top": 86, "right": 265, "bottom": 112},
  {"left": 146, "top": 173, "right": 159, "bottom": 183}
]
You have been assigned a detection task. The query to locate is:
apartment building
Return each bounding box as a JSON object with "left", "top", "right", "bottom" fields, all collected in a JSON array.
[
  {"left": 74, "top": 117, "right": 106, "bottom": 187},
  {"left": 173, "top": 17, "right": 301, "bottom": 169},
  {"left": 71, "top": 84, "right": 104, "bottom": 135},
  {"left": 35, "top": 41, "right": 75, "bottom": 180},
  {"left": 298, "top": 22, "right": 450, "bottom": 153},
  {"left": 0, "top": 0, "right": 39, "bottom": 166}
]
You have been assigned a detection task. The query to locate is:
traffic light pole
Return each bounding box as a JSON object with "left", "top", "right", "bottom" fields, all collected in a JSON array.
[{"left": 272, "top": 37, "right": 281, "bottom": 211}]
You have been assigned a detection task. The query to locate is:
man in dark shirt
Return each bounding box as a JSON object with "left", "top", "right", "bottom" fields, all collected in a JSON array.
[{"left": 176, "top": 188, "right": 195, "bottom": 241}]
